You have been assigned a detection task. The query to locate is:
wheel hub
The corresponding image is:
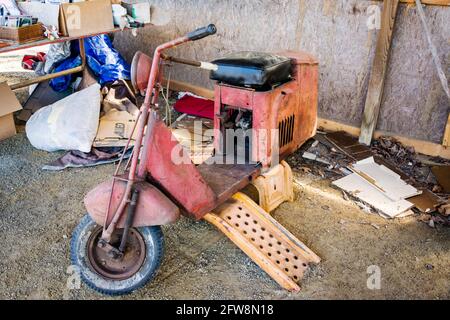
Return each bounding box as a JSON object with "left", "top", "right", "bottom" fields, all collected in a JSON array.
[{"left": 87, "top": 227, "right": 146, "bottom": 280}]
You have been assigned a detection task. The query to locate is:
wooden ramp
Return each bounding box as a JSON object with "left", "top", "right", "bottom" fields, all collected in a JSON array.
[{"left": 204, "top": 192, "right": 320, "bottom": 292}]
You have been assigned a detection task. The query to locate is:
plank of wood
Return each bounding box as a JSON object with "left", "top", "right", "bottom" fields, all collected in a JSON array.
[
  {"left": 359, "top": 0, "right": 400, "bottom": 146},
  {"left": 318, "top": 118, "right": 450, "bottom": 159},
  {"left": 443, "top": 114, "right": 450, "bottom": 147},
  {"left": 378, "top": 0, "right": 449, "bottom": 5}
]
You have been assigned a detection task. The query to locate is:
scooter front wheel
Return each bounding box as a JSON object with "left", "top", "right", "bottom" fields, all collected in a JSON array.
[{"left": 70, "top": 214, "right": 164, "bottom": 295}]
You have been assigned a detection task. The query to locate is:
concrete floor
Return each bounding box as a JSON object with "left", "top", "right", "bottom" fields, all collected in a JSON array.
[{"left": 0, "top": 133, "right": 449, "bottom": 300}]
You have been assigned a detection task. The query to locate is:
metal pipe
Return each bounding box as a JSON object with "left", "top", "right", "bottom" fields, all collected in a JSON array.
[
  {"left": 101, "top": 105, "right": 148, "bottom": 241},
  {"left": 161, "top": 53, "right": 218, "bottom": 71},
  {"left": 161, "top": 54, "right": 201, "bottom": 68},
  {"left": 10, "top": 66, "right": 84, "bottom": 90},
  {"left": 137, "top": 110, "right": 157, "bottom": 178},
  {"left": 101, "top": 37, "right": 191, "bottom": 241}
]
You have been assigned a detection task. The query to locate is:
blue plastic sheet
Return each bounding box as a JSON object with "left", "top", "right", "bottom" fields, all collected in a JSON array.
[
  {"left": 49, "top": 56, "right": 82, "bottom": 92},
  {"left": 73, "top": 35, "right": 131, "bottom": 85},
  {"left": 50, "top": 35, "right": 130, "bottom": 91}
]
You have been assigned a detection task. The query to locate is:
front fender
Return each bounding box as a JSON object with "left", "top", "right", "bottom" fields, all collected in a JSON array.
[{"left": 84, "top": 179, "right": 180, "bottom": 228}]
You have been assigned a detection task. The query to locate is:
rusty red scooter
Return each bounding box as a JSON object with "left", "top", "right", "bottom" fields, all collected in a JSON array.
[{"left": 71, "top": 24, "right": 320, "bottom": 295}]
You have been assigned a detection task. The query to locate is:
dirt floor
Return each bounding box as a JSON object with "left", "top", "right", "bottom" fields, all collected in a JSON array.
[
  {"left": 1, "top": 55, "right": 449, "bottom": 300},
  {"left": 0, "top": 132, "right": 449, "bottom": 300}
]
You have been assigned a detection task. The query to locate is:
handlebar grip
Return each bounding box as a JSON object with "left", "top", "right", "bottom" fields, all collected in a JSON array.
[{"left": 186, "top": 24, "right": 217, "bottom": 41}]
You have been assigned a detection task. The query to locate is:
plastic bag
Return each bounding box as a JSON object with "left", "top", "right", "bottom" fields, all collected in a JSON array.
[
  {"left": 26, "top": 84, "right": 101, "bottom": 153},
  {"left": 44, "top": 42, "right": 71, "bottom": 74}
]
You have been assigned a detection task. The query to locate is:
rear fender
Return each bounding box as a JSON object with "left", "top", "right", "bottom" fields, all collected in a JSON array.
[{"left": 84, "top": 179, "right": 180, "bottom": 228}]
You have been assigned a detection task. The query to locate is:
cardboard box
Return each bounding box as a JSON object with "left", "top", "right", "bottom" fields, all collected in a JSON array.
[
  {"left": 0, "top": 23, "right": 44, "bottom": 44},
  {"left": 59, "top": 0, "right": 114, "bottom": 37},
  {"left": 0, "top": 82, "right": 22, "bottom": 141},
  {"left": 93, "top": 109, "right": 137, "bottom": 147}
]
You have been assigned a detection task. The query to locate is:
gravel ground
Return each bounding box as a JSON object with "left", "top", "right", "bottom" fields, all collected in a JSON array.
[
  {"left": 0, "top": 56, "right": 449, "bottom": 300},
  {"left": 0, "top": 133, "right": 449, "bottom": 300}
]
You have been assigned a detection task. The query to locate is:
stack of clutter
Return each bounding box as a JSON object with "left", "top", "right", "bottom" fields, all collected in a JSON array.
[
  {"left": 0, "top": 0, "right": 44, "bottom": 44},
  {"left": 20, "top": 34, "right": 137, "bottom": 170},
  {"left": 294, "top": 131, "right": 449, "bottom": 224}
]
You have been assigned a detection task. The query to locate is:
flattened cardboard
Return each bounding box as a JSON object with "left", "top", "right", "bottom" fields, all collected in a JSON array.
[
  {"left": 59, "top": 0, "right": 114, "bottom": 37},
  {"left": 0, "top": 82, "right": 22, "bottom": 141},
  {"left": 0, "top": 113, "right": 17, "bottom": 141},
  {"left": 93, "top": 109, "right": 137, "bottom": 147},
  {"left": 0, "top": 82, "right": 22, "bottom": 117}
]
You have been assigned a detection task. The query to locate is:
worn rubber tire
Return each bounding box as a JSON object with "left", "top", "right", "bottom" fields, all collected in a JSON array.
[{"left": 70, "top": 214, "right": 164, "bottom": 295}]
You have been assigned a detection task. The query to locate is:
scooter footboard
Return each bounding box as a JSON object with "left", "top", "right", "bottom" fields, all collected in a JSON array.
[{"left": 204, "top": 192, "right": 320, "bottom": 292}]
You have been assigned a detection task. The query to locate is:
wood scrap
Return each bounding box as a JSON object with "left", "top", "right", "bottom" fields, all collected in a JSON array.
[
  {"left": 326, "top": 131, "right": 373, "bottom": 160},
  {"left": 438, "top": 200, "right": 450, "bottom": 216},
  {"left": 431, "top": 165, "right": 450, "bottom": 193},
  {"left": 350, "top": 157, "right": 421, "bottom": 201},
  {"left": 332, "top": 173, "right": 414, "bottom": 219},
  {"left": 407, "top": 189, "right": 443, "bottom": 213},
  {"left": 0, "top": 41, "right": 10, "bottom": 49}
]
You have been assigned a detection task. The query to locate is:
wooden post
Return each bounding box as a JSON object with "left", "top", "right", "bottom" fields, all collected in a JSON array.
[
  {"left": 444, "top": 115, "right": 450, "bottom": 147},
  {"left": 359, "top": 0, "right": 400, "bottom": 146}
]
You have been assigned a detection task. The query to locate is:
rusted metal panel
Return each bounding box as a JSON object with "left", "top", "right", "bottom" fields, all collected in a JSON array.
[
  {"left": 145, "top": 120, "right": 218, "bottom": 219},
  {"left": 197, "top": 162, "right": 261, "bottom": 205},
  {"left": 84, "top": 178, "right": 180, "bottom": 228},
  {"left": 213, "top": 51, "right": 318, "bottom": 167}
]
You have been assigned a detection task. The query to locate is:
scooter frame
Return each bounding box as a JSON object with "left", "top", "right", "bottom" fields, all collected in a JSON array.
[{"left": 100, "top": 25, "right": 218, "bottom": 244}]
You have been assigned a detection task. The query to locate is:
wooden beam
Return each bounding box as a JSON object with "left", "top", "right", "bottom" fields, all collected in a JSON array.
[
  {"left": 380, "top": 0, "right": 449, "bottom": 5},
  {"left": 359, "top": 0, "right": 400, "bottom": 146},
  {"left": 318, "top": 118, "right": 450, "bottom": 159},
  {"left": 443, "top": 115, "right": 450, "bottom": 147}
]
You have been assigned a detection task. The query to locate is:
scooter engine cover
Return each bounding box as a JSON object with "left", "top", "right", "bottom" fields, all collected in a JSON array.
[
  {"left": 210, "top": 51, "right": 292, "bottom": 90},
  {"left": 85, "top": 179, "right": 180, "bottom": 228}
]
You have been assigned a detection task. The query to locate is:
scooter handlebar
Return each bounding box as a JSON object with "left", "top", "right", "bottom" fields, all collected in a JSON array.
[{"left": 186, "top": 24, "right": 217, "bottom": 41}]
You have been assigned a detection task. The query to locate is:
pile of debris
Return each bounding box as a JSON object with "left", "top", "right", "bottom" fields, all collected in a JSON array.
[
  {"left": 15, "top": 35, "right": 137, "bottom": 170},
  {"left": 289, "top": 131, "right": 450, "bottom": 226}
]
